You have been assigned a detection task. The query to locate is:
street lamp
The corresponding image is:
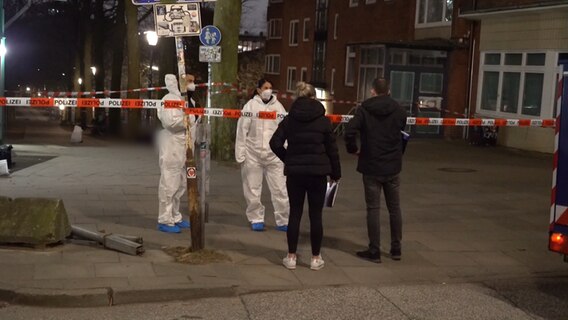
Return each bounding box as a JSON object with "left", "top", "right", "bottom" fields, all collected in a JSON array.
[
  {"left": 145, "top": 31, "right": 158, "bottom": 128},
  {"left": 145, "top": 31, "right": 158, "bottom": 92},
  {"left": 78, "top": 78, "right": 83, "bottom": 85},
  {"left": 91, "top": 66, "right": 97, "bottom": 76}
]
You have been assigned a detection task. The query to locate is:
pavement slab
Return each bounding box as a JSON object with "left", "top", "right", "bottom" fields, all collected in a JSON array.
[{"left": 0, "top": 138, "right": 566, "bottom": 307}]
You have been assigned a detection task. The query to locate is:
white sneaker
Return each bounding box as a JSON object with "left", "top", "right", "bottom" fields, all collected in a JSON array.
[
  {"left": 283, "top": 255, "right": 296, "bottom": 270},
  {"left": 310, "top": 256, "right": 325, "bottom": 270}
]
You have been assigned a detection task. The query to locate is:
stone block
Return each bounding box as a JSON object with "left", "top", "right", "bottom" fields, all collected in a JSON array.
[{"left": 0, "top": 197, "right": 71, "bottom": 246}]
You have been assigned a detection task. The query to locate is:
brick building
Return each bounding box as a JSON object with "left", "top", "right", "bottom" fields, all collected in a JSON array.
[
  {"left": 264, "top": 0, "right": 568, "bottom": 152},
  {"left": 461, "top": 0, "right": 568, "bottom": 152}
]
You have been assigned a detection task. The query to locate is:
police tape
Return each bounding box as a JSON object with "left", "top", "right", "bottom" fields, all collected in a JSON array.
[
  {"left": 0, "top": 97, "right": 556, "bottom": 127},
  {"left": 20, "top": 82, "right": 237, "bottom": 98}
]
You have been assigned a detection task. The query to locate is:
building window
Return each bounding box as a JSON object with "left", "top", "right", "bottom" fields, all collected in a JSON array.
[
  {"left": 345, "top": 46, "right": 356, "bottom": 86},
  {"left": 289, "top": 20, "right": 299, "bottom": 46},
  {"left": 303, "top": 18, "right": 310, "bottom": 42},
  {"left": 315, "top": 0, "right": 328, "bottom": 32},
  {"left": 416, "top": 0, "right": 453, "bottom": 27},
  {"left": 349, "top": 0, "right": 359, "bottom": 7},
  {"left": 265, "top": 55, "right": 281, "bottom": 75},
  {"left": 300, "top": 67, "right": 308, "bottom": 82},
  {"left": 419, "top": 73, "right": 443, "bottom": 94},
  {"left": 358, "top": 46, "right": 385, "bottom": 101},
  {"left": 312, "top": 41, "right": 327, "bottom": 84},
  {"left": 333, "top": 14, "right": 338, "bottom": 40},
  {"left": 478, "top": 52, "right": 553, "bottom": 118},
  {"left": 365, "top": 0, "right": 377, "bottom": 3},
  {"left": 287, "top": 67, "right": 297, "bottom": 92},
  {"left": 268, "top": 19, "right": 282, "bottom": 39}
]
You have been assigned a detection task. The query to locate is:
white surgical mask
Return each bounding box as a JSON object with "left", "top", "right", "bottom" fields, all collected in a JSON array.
[
  {"left": 260, "top": 89, "right": 272, "bottom": 101},
  {"left": 186, "top": 83, "right": 196, "bottom": 92}
]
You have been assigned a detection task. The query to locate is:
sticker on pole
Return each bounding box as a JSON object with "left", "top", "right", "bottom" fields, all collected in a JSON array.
[
  {"left": 133, "top": 0, "right": 216, "bottom": 6},
  {"left": 186, "top": 167, "right": 197, "bottom": 179},
  {"left": 154, "top": 3, "right": 201, "bottom": 37},
  {"left": 199, "top": 46, "right": 221, "bottom": 63}
]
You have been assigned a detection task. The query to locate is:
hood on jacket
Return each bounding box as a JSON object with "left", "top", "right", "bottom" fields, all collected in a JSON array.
[
  {"left": 289, "top": 97, "right": 325, "bottom": 122},
  {"left": 361, "top": 95, "right": 398, "bottom": 117},
  {"left": 164, "top": 74, "right": 181, "bottom": 97}
]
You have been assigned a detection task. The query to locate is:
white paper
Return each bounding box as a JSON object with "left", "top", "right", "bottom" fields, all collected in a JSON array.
[{"left": 325, "top": 181, "right": 339, "bottom": 208}]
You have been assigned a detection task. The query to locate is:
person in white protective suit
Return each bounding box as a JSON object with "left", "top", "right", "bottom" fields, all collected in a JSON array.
[
  {"left": 157, "top": 74, "right": 197, "bottom": 233},
  {"left": 235, "top": 78, "right": 290, "bottom": 232}
]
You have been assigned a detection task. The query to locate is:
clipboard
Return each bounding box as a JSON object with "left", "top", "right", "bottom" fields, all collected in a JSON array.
[{"left": 325, "top": 181, "right": 339, "bottom": 208}]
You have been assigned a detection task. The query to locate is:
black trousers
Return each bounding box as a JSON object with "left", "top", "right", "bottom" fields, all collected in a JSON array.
[{"left": 286, "top": 175, "right": 327, "bottom": 256}]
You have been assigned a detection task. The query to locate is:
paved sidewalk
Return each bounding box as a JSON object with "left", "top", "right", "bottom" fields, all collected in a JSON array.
[{"left": 0, "top": 133, "right": 566, "bottom": 306}]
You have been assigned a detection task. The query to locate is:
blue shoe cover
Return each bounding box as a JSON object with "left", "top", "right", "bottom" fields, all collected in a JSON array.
[
  {"left": 175, "top": 220, "right": 190, "bottom": 228},
  {"left": 276, "top": 225, "right": 288, "bottom": 232},
  {"left": 158, "top": 224, "right": 181, "bottom": 233},
  {"left": 251, "top": 222, "right": 265, "bottom": 231}
]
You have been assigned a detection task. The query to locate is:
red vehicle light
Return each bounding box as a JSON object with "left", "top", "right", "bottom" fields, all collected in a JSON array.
[
  {"left": 551, "top": 233, "right": 565, "bottom": 245},
  {"left": 549, "top": 233, "right": 568, "bottom": 254}
]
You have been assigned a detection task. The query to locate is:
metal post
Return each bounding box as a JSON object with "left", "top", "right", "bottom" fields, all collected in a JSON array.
[
  {"left": 0, "top": 0, "right": 5, "bottom": 144},
  {"left": 175, "top": 36, "right": 204, "bottom": 251}
]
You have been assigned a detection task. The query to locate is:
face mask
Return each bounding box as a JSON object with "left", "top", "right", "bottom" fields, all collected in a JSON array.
[
  {"left": 260, "top": 89, "right": 272, "bottom": 101},
  {"left": 187, "top": 83, "right": 196, "bottom": 92}
]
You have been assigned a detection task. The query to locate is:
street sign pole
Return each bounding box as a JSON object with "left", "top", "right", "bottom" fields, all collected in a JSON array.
[
  {"left": 175, "top": 35, "right": 204, "bottom": 251},
  {"left": 0, "top": 0, "right": 5, "bottom": 144},
  {"left": 197, "top": 25, "right": 221, "bottom": 226}
]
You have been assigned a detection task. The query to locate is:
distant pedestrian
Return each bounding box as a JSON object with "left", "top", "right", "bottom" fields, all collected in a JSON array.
[
  {"left": 270, "top": 81, "right": 341, "bottom": 271},
  {"left": 235, "top": 78, "right": 289, "bottom": 232},
  {"left": 344, "top": 78, "right": 407, "bottom": 263}
]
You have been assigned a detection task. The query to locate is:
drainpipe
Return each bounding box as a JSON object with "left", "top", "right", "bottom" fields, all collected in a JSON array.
[{"left": 464, "top": 20, "right": 476, "bottom": 140}]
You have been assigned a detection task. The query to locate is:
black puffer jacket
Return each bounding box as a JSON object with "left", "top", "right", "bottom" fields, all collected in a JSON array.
[
  {"left": 270, "top": 97, "right": 341, "bottom": 180},
  {"left": 344, "top": 95, "right": 407, "bottom": 176}
]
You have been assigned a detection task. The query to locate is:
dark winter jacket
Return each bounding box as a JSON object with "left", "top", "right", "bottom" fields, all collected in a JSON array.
[
  {"left": 269, "top": 97, "right": 341, "bottom": 180},
  {"left": 344, "top": 95, "right": 407, "bottom": 176}
]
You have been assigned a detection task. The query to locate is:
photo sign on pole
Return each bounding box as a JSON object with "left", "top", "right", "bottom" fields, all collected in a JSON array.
[
  {"left": 154, "top": 3, "right": 202, "bottom": 37},
  {"left": 132, "top": 0, "right": 215, "bottom": 5}
]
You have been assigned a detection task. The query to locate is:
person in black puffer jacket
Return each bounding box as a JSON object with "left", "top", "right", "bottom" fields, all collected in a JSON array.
[
  {"left": 270, "top": 81, "right": 341, "bottom": 271},
  {"left": 344, "top": 78, "right": 407, "bottom": 263}
]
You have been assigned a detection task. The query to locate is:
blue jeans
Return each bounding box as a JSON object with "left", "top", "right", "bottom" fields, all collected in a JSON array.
[{"left": 362, "top": 174, "right": 402, "bottom": 255}]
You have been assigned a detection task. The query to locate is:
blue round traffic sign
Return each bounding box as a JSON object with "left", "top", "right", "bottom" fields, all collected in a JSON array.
[{"left": 200, "top": 25, "right": 222, "bottom": 46}]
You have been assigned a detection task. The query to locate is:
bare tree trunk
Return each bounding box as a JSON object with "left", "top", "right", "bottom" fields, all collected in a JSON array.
[
  {"left": 109, "top": 0, "right": 125, "bottom": 135},
  {"left": 211, "top": 0, "right": 241, "bottom": 161},
  {"left": 125, "top": 0, "right": 141, "bottom": 138},
  {"left": 93, "top": 0, "right": 106, "bottom": 127}
]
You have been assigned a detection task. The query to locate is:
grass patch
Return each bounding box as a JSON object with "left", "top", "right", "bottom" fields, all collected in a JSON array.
[{"left": 163, "top": 246, "right": 231, "bottom": 264}]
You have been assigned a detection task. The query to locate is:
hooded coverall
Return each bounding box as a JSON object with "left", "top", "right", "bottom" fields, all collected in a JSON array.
[
  {"left": 235, "top": 94, "right": 289, "bottom": 227},
  {"left": 157, "top": 74, "right": 196, "bottom": 226}
]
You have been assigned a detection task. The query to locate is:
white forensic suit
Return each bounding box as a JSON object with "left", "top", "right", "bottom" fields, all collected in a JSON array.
[
  {"left": 157, "top": 74, "right": 196, "bottom": 226},
  {"left": 235, "top": 94, "right": 290, "bottom": 227}
]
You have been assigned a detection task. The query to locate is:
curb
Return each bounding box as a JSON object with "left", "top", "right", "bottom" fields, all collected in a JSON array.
[{"left": 0, "top": 285, "right": 238, "bottom": 308}]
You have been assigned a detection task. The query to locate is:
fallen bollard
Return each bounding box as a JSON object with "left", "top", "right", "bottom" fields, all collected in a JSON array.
[{"left": 70, "top": 225, "right": 144, "bottom": 256}]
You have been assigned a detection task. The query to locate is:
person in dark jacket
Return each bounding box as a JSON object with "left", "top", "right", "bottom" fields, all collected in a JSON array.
[
  {"left": 270, "top": 81, "right": 341, "bottom": 271},
  {"left": 344, "top": 78, "right": 407, "bottom": 263}
]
